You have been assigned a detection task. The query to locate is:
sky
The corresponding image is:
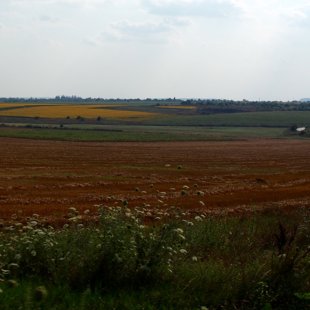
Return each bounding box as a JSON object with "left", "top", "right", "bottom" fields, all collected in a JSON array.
[{"left": 1, "top": 0, "right": 310, "bottom": 100}]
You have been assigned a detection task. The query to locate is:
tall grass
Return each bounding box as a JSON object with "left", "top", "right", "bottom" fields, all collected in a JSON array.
[{"left": 0, "top": 206, "right": 309, "bottom": 309}]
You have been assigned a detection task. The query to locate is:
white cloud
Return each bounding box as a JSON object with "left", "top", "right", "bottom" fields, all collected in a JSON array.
[
  {"left": 143, "top": 0, "right": 240, "bottom": 17},
  {"left": 100, "top": 17, "right": 190, "bottom": 43},
  {"left": 1, "top": 0, "right": 113, "bottom": 12},
  {"left": 230, "top": 0, "right": 310, "bottom": 23},
  {"left": 37, "top": 14, "right": 60, "bottom": 23},
  {"left": 8, "top": 0, "right": 109, "bottom": 4},
  {"left": 143, "top": 0, "right": 310, "bottom": 26}
]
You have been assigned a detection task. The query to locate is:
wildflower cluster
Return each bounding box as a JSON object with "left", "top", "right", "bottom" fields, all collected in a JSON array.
[
  {"left": 0, "top": 206, "right": 309, "bottom": 309},
  {"left": 0, "top": 205, "right": 190, "bottom": 290}
]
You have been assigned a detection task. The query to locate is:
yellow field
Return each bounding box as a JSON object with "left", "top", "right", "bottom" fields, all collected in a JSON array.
[
  {"left": 159, "top": 105, "right": 196, "bottom": 110},
  {"left": 0, "top": 103, "right": 37, "bottom": 109},
  {"left": 0, "top": 104, "right": 157, "bottom": 120}
]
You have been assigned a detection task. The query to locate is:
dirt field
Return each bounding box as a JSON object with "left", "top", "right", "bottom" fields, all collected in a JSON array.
[{"left": 0, "top": 138, "right": 309, "bottom": 223}]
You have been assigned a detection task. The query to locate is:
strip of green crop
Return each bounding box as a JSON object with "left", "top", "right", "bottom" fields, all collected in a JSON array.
[
  {"left": 143, "top": 111, "right": 310, "bottom": 127},
  {"left": 0, "top": 126, "right": 288, "bottom": 141}
]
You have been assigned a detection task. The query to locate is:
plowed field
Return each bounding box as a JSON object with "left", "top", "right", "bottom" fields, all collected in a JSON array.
[{"left": 0, "top": 138, "right": 310, "bottom": 223}]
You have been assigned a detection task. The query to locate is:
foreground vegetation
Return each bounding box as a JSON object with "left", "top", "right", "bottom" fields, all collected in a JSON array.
[{"left": 1, "top": 206, "right": 309, "bottom": 309}]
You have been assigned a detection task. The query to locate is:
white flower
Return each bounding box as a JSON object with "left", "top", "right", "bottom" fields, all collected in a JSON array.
[
  {"left": 174, "top": 228, "right": 184, "bottom": 234},
  {"left": 29, "top": 221, "right": 38, "bottom": 227},
  {"left": 115, "top": 254, "right": 122, "bottom": 263},
  {"left": 192, "top": 256, "right": 198, "bottom": 262},
  {"left": 35, "top": 229, "right": 45, "bottom": 236},
  {"left": 179, "top": 249, "right": 187, "bottom": 254},
  {"left": 14, "top": 254, "right": 22, "bottom": 260},
  {"left": 183, "top": 220, "right": 194, "bottom": 226},
  {"left": 8, "top": 263, "right": 19, "bottom": 269},
  {"left": 178, "top": 234, "right": 186, "bottom": 240}
]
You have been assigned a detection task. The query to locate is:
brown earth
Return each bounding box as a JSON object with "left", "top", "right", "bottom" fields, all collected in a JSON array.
[{"left": 0, "top": 138, "right": 310, "bottom": 223}]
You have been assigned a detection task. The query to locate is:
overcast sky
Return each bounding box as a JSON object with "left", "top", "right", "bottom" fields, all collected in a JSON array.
[{"left": 1, "top": 0, "right": 310, "bottom": 100}]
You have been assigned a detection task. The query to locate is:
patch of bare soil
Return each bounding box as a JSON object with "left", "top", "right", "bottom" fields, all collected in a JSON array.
[{"left": 0, "top": 138, "right": 309, "bottom": 223}]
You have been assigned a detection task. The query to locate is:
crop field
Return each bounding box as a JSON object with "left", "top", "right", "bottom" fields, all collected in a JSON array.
[
  {"left": 0, "top": 138, "right": 309, "bottom": 222},
  {"left": 158, "top": 105, "right": 197, "bottom": 110},
  {"left": 0, "top": 103, "right": 156, "bottom": 120},
  {"left": 0, "top": 126, "right": 287, "bottom": 141},
  {"left": 0, "top": 102, "right": 309, "bottom": 145},
  {"left": 1, "top": 103, "right": 310, "bottom": 129},
  {"left": 145, "top": 111, "right": 310, "bottom": 127}
]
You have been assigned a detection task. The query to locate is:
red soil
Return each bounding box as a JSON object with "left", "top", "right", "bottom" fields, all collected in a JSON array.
[{"left": 0, "top": 138, "right": 309, "bottom": 222}]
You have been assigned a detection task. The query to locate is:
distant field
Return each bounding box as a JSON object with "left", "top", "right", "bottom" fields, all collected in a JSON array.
[
  {"left": 0, "top": 103, "right": 309, "bottom": 141},
  {"left": 0, "top": 103, "right": 156, "bottom": 120},
  {"left": 145, "top": 111, "right": 310, "bottom": 127},
  {"left": 0, "top": 126, "right": 287, "bottom": 141},
  {"left": 1, "top": 103, "right": 310, "bottom": 127},
  {"left": 0, "top": 103, "right": 123, "bottom": 109},
  {"left": 158, "top": 105, "right": 197, "bottom": 110},
  {"left": 0, "top": 103, "right": 40, "bottom": 108},
  {"left": 1, "top": 103, "right": 309, "bottom": 126}
]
